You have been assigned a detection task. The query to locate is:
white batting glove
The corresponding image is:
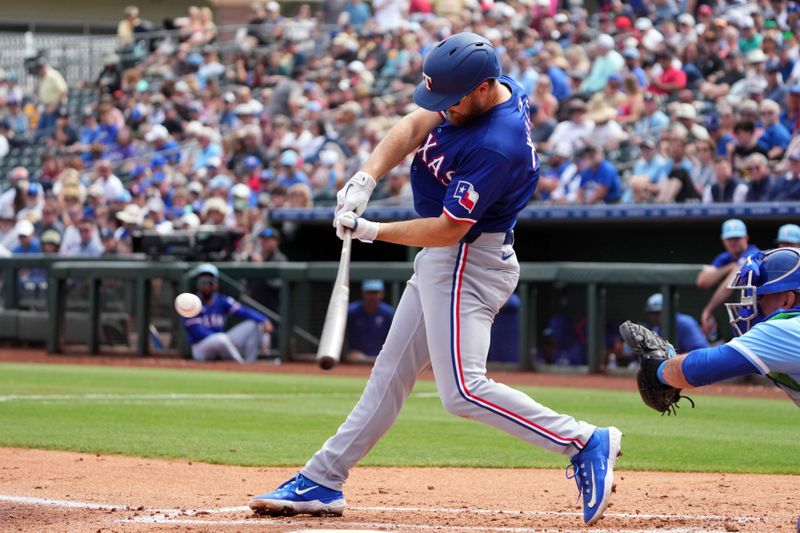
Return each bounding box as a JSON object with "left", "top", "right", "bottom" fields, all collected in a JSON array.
[
  {"left": 334, "top": 171, "right": 377, "bottom": 223},
  {"left": 335, "top": 211, "right": 379, "bottom": 243}
]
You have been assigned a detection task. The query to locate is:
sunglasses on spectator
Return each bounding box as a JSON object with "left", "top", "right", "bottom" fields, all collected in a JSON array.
[{"left": 197, "top": 279, "right": 217, "bottom": 287}]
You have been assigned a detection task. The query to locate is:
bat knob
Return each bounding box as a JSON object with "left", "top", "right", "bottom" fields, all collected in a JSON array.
[{"left": 319, "top": 356, "right": 337, "bottom": 371}]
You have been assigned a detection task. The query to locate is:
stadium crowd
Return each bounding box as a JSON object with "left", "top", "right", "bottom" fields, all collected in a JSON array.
[{"left": 0, "top": 0, "right": 799, "bottom": 256}]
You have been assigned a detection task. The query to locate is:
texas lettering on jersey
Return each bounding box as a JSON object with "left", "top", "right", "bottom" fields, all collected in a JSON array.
[{"left": 416, "top": 132, "right": 456, "bottom": 186}]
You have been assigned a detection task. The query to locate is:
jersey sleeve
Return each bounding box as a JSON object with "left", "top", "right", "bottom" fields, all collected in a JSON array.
[
  {"left": 710, "top": 251, "right": 731, "bottom": 268},
  {"left": 442, "top": 148, "right": 512, "bottom": 223},
  {"left": 727, "top": 320, "right": 797, "bottom": 375}
]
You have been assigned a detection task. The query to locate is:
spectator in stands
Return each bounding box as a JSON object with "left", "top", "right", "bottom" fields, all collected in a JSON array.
[
  {"left": 33, "top": 57, "right": 68, "bottom": 139},
  {"left": 656, "top": 167, "right": 703, "bottom": 203},
  {"left": 649, "top": 50, "right": 687, "bottom": 96},
  {"left": 780, "top": 85, "right": 800, "bottom": 134},
  {"left": 731, "top": 120, "right": 768, "bottom": 171},
  {"left": 40, "top": 229, "right": 61, "bottom": 254},
  {"left": 633, "top": 93, "right": 670, "bottom": 140},
  {"left": 674, "top": 103, "right": 710, "bottom": 142},
  {"left": 5, "top": 97, "right": 28, "bottom": 142},
  {"left": 543, "top": 99, "right": 593, "bottom": 153},
  {"left": 768, "top": 152, "right": 800, "bottom": 200},
  {"left": 743, "top": 153, "right": 774, "bottom": 202},
  {"left": 703, "top": 158, "right": 748, "bottom": 203},
  {"left": 764, "top": 63, "right": 787, "bottom": 106},
  {"left": 580, "top": 34, "right": 623, "bottom": 94},
  {"left": 663, "top": 128, "right": 694, "bottom": 176},
  {"left": 117, "top": 5, "right": 140, "bottom": 45},
  {"left": 629, "top": 136, "right": 668, "bottom": 203},
  {"left": 697, "top": 218, "right": 761, "bottom": 335},
  {"left": 616, "top": 74, "right": 645, "bottom": 125},
  {"left": 11, "top": 220, "right": 40, "bottom": 254},
  {"left": 96, "top": 53, "right": 122, "bottom": 95},
  {"left": 144, "top": 125, "right": 181, "bottom": 165},
  {"left": 576, "top": 145, "right": 622, "bottom": 204},
  {"left": 757, "top": 99, "right": 792, "bottom": 159},
  {"left": 689, "top": 138, "right": 717, "bottom": 195},
  {"left": 345, "top": 279, "right": 394, "bottom": 363},
  {"left": 181, "top": 263, "right": 272, "bottom": 363},
  {"left": 93, "top": 159, "right": 125, "bottom": 200},
  {"left": 536, "top": 144, "right": 579, "bottom": 203},
  {"left": 776, "top": 223, "right": 800, "bottom": 248},
  {"left": 35, "top": 200, "right": 63, "bottom": 236},
  {"left": 644, "top": 293, "right": 708, "bottom": 353},
  {"left": 60, "top": 217, "right": 103, "bottom": 257},
  {"left": 99, "top": 228, "right": 118, "bottom": 256}
]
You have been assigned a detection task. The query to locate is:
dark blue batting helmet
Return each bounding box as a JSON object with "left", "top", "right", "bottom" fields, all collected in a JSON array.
[{"left": 413, "top": 32, "right": 501, "bottom": 112}]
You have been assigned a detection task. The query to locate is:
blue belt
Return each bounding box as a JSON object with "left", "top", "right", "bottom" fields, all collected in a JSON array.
[{"left": 460, "top": 231, "right": 514, "bottom": 245}]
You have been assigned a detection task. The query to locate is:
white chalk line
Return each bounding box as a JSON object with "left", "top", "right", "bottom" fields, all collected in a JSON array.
[
  {"left": 0, "top": 392, "right": 441, "bottom": 403},
  {"left": 0, "top": 494, "right": 761, "bottom": 527},
  {"left": 120, "top": 515, "right": 733, "bottom": 533}
]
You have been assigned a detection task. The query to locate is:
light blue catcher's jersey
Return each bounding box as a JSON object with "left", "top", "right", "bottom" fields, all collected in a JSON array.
[{"left": 727, "top": 313, "right": 800, "bottom": 407}]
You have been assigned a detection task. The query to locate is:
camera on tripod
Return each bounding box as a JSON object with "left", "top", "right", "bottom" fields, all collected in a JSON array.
[{"left": 131, "top": 227, "right": 244, "bottom": 261}]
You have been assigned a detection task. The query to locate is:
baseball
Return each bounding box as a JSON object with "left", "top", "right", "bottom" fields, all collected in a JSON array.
[{"left": 174, "top": 293, "right": 203, "bottom": 318}]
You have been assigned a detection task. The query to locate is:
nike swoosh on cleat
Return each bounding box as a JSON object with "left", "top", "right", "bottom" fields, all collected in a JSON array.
[
  {"left": 587, "top": 465, "right": 597, "bottom": 508},
  {"left": 501, "top": 252, "right": 514, "bottom": 260},
  {"left": 295, "top": 485, "right": 319, "bottom": 495}
]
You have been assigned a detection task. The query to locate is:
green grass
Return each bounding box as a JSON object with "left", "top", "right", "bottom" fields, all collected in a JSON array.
[{"left": 0, "top": 362, "right": 797, "bottom": 473}]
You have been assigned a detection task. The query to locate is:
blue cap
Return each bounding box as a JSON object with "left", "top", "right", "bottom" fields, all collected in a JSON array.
[
  {"left": 645, "top": 293, "right": 663, "bottom": 312},
  {"left": 244, "top": 156, "right": 261, "bottom": 170},
  {"left": 280, "top": 150, "right": 298, "bottom": 167},
  {"left": 414, "top": 32, "right": 501, "bottom": 112},
  {"left": 152, "top": 171, "right": 166, "bottom": 184},
  {"left": 721, "top": 218, "right": 748, "bottom": 239},
  {"left": 83, "top": 206, "right": 95, "bottom": 219},
  {"left": 259, "top": 227, "right": 279, "bottom": 239},
  {"left": 209, "top": 174, "right": 232, "bottom": 189},
  {"left": 150, "top": 154, "right": 167, "bottom": 168},
  {"left": 777, "top": 223, "right": 800, "bottom": 244},
  {"left": 187, "top": 53, "right": 203, "bottom": 66},
  {"left": 608, "top": 73, "right": 622, "bottom": 83},
  {"left": 194, "top": 263, "right": 219, "bottom": 278},
  {"left": 99, "top": 228, "right": 115, "bottom": 240},
  {"left": 130, "top": 164, "right": 146, "bottom": 178},
  {"left": 362, "top": 279, "right": 385, "bottom": 292},
  {"left": 113, "top": 190, "right": 132, "bottom": 203},
  {"left": 259, "top": 170, "right": 274, "bottom": 181},
  {"left": 705, "top": 114, "right": 720, "bottom": 130},
  {"left": 27, "top": 182, "right": 42, "bottom": 195}
]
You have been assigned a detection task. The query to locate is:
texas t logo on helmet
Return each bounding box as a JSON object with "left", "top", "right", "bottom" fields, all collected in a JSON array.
[{"left": 423, "top": 73, "right": 433, "bottom": 91}]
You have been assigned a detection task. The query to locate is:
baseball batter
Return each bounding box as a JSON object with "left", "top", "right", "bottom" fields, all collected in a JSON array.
[{"left": 249, "top": 32, "right": 622, "bottom": 525}]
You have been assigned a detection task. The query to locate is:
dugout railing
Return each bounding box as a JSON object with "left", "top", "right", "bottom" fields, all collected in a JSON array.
[{"left": 12, "top": 258, "right": 706, "bottom": 373}]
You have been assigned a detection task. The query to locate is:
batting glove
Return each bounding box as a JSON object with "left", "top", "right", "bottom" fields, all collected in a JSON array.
[
  {"left": 334, "top": 171, "right": 377, "bottom": 223},
  {"left": 336, "top": 211, "right": 379, "bottom": 243}
]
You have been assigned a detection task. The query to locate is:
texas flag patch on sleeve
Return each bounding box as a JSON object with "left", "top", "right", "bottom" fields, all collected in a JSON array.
[{"left": 453, "top": 181, "right": 479, "bottom": 213}]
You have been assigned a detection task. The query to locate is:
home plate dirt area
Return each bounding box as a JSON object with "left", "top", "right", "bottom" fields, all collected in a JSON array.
[{"left": 0, "top": 447, "right": 798, "bottom": 532}]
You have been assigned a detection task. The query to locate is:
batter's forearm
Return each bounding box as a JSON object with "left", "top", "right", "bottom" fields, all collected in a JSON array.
[
  {"left": 377, "top": 215, "right": 470, "bottom": 248},
  {"left": 361, "top": 109, "right": 442, "bottom": 180}
]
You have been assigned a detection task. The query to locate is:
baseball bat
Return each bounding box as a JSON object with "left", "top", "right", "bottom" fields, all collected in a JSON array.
[{"left": 316, "top": 231, "right": 352, "bottom": 370}]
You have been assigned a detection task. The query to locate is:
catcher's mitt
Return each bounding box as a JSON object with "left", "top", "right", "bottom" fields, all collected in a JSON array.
[{"left": 619, "top": 321, "right": 694, "bottom": 415}]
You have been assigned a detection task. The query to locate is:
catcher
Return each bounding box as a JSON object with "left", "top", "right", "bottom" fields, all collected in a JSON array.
[{"left": 621, "top": 247, "right": 800, "bottom": 414}]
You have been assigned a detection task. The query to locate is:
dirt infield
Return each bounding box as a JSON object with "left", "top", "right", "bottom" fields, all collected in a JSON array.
[
  {"left": 1, "top": 348, "right": 798, "bottom": 532},
  {"left": 1, "top": 447, "right": 798, "bottom": 532}
]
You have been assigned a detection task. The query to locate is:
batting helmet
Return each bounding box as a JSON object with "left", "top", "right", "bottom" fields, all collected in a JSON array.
[
  {"left": 726, "top": 248, "right": 800, "bottom": 335},
  {"left": 413, "top": 32, "right": 501, "bottom": 112}
]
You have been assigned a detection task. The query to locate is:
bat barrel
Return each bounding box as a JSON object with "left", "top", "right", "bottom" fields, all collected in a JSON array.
[{"left": 316, "top": 232, "right": 353, "bottom": 370}]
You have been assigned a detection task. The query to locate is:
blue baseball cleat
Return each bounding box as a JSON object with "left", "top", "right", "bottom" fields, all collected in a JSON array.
[
  {"left": 566, "top": 426, "right": 623, "bottom": 525},
  {"left": 249, "top": 473, "right": 346, "bottom": 517}
]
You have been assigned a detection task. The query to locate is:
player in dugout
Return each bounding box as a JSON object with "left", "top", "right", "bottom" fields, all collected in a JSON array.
[{"left": 180, "top": 263, "right": 272, "bottom": 363}]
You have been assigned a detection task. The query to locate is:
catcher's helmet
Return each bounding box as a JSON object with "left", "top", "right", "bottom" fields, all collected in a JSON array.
[
  {"left": 726, "top": 247, "right": 800, "bottom": 335},
  {"left": 413, "top": 32, "right": 501, "bottom": 112}
]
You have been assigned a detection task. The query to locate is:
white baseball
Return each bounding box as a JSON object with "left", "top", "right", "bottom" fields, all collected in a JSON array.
[{"left": 174, "top": 293, "right": 203, "bottom": 318}]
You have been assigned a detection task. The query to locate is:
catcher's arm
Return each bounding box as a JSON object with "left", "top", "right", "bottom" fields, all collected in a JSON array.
[{"left": 619, "top": 321, "right": 695, "bottom": 415}]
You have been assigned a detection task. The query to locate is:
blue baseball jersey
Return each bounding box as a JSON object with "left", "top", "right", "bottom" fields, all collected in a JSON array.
[
  {"left": 346, "top": 301, "right": 395, "bottom": 357},
  {"left": 711, "top": 244, "right": 760, "bottom": 269},
  {"left": 409, "top": 75, "right": 539, "bottom": 240},
  {"left": 181, "top": 293, "right": 268, "bottom": 345},
  {"left": 727, "top": 313, "right": 800, "bottom": 407}
]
